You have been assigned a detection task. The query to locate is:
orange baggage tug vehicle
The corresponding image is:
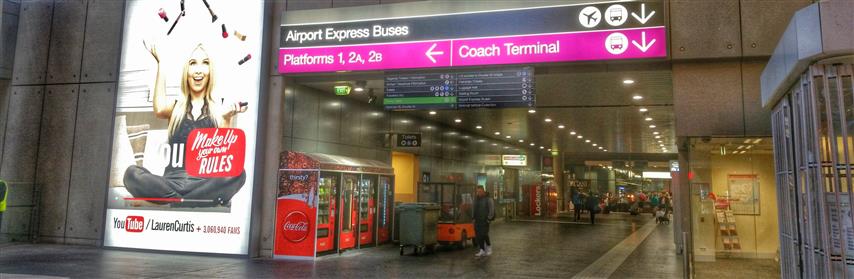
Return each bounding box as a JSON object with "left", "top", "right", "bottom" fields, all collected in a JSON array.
[{"left": 417, "top": 182, "right": 476, "bottom": 248}]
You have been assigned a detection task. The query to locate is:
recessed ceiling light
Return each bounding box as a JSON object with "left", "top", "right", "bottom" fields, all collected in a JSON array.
[
  {"left": 598, "top": 147, "right": 603, "bottom": 149},
  {"left": 592, "top": 144, "right": 597, "bottom": 146},
  {"left": 528, "top": 109, "right": 536, "bottom": 114},
  {"left": 544, "top": 118, "right": 552, "bottom": 122},
  {"left": 463, "top": 135, "right": 470, "bottom": 139},
  {"left": 623, "top": 79, "right": 635, "bottom": 84},
  {"left": 504, "top": 146, "right": 509, "bottom": 149},
  {"left": 658, "top": 140, "right": 663, "bottom": 143},
  {"left": 746, "top": 145, "right": 753, "bottom": 149},
  {"left": 454, "top": 119, "right": 462, "bottom": 123},
  {"left": 577, "top": 135, "right": 583, "bottom": 139},
  {"left": 494, "top": 132, "right": 501, "bottom": 135},
  {"left": 518, "top": 139, "right": 524, "bottom": 143},
  {"left": 743, "top": 139, "right": 751, "bottom": 144},
  {"left": 478, "top": 139, "right": 485, "bottom": 143},
  {"left": 639, "top": 108, "right": 648, "bottom": 112},
  {"left": 737, "top": 145, "right": 745, "bottom": 149},
  {"left": 548, "top": 148, "right": 552, "bottom": 151},
  {"left": 649, "top": 125, "right": 656, "bottom": 128},
  {"left": 653, "top": 131, "right": 660, "bottom": 135},
  {"left": 400, "top": 120, "right": 410, "bottom": 123},
  {"left": 655, "top": 136, "right": 661, "bottom": 139},
  {"left": 429, "top": 111, "right": 437, "bottom": 115},
  {"left": 530, "top": 143, "right": 535, "bottom": 146},
  {"left": 424, "top": 126, "right": 433, "bottom": 130},
  {"left": 753, "top": 139, "right": 762, "bottom": 144},
  {"left": 604, "top": 149, "right": 608, "bottom": 152},
  {"left": 505, "top": 135, "right": 511, "bottom": 139},
  {"left": 570, "top": 131, "right": 576, "bottom": 135},
  {"left": 492, "top": 143, "right": 498, "bottom": 146},
  {"left": 558, "top": 125, "right": 565, "bottom": 129},
  {"left": 633, "top": 95, "right": 644, "bottom": 100},
  {"left": 645, "top": 117, "right": 653, "bottom": 121},
  {"left": 540, "top": 146, "right": 544, "bottom": 149},
  {"left": 585, "top": 140, "right": 591, "bottom": 143},
  {"left": 476, "top": 125, "right": 483, "bottom": 129},
  {"left": 371, "top": 112, "right": 381, "bottom": 116}
]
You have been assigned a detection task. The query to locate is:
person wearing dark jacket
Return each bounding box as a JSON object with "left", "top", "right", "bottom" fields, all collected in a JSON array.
[
  {"left": 587, "top": 193, "right": 600, "bottom": 224},
  {"left": 473, "top": 186, "right": 495, "bottom": 257}
]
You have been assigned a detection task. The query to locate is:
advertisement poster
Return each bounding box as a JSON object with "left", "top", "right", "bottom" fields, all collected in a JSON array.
[
  {"left": 728, "top": 175, "right": 760, "bottom": 215},
  {"left": 274, "top": 170, "right": 319, "bottom": 259},
  {"left": 104, "top": 0, "right": 264, "bottom": 254}
]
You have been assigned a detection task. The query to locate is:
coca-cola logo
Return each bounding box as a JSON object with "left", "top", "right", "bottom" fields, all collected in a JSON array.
[{"left": 283, "top": 211, "right": 310, "bottom": 243}]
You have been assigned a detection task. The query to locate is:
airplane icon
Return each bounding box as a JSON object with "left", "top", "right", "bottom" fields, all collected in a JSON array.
[{"left": 583, "top": 11, "right": 598, "bottom": 25}]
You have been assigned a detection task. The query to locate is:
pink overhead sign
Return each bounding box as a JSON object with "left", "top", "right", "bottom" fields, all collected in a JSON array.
[{"left": 278, "top": 27, "right": 666, "bottom": 74}]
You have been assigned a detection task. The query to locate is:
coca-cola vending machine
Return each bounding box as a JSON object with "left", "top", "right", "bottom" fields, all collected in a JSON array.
[
  {"left": 275, "top": 151, "right": 394, "bottom": 259},
  {"left": 358, "top": 175, "right": 377, "bottom": 247}
]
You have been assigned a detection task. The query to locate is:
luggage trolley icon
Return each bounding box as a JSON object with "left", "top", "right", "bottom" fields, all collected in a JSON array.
[
  {"left": 609, "top": 9, "right": 622, "bottom": 21},
  {"left": 610, "top": 37, "right": 624, "bottom": 50}
]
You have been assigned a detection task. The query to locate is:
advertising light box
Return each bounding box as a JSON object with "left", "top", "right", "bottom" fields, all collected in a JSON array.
[{"left": 104, "top": 0, "right": 264, "bottom": 254}]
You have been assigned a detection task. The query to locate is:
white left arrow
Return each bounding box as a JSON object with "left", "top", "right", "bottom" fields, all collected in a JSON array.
[
  {"left": 425, "top": 43, "right": 444, "bottom": 63},
  {"left": 632, "top": 31, "right": 656, "bottom": 52},
  {"left": 631, "top": 3, "right": 655, "bottom": 24}
]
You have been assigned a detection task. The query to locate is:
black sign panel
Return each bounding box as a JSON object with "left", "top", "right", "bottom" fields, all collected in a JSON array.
[
  {"left": 384, "top": 67, "right": 534, "bottom": 110},
  {"left": 396, "top": 133, "right": 422, "bottom": 147},
  {"left": 281, "top": 1, "right": 664, "bottom": 48}
]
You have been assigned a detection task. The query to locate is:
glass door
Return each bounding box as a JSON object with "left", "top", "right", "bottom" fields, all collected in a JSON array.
[
  {"left": 339, "top": 173, "right": 358, "bottom": 250},
  {"left": 377, "top": 175, "right": 393, "bottom": 244},
  {"left": 316, "top": 172, "right": 337, "bottom": 253},
  {"left": 359, "top": 174, "right": 378, "bottom": 246}
]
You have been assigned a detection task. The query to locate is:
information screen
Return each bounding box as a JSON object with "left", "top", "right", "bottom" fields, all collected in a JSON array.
[{"left": 384, "top": 67, "right": 534, "bottom": 110}]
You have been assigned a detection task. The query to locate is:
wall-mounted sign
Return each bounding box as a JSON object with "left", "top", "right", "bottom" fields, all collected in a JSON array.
[
  {"left": 334, "top": 85, "right": 351, "bottom": 95},
  {"left": 396, "top": 133, "right": 421, "bottom": 147},
  {"left": 502, "top": 155, "right": 527, "bottom": 166},
  {"left": 384, "top": 67, "right": 534, "bottom": 110},
  {"left": 278, "top": 1, "right": 665, "bottom": 74}
]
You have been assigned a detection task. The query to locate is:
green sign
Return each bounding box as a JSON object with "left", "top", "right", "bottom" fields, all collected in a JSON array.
[{"left": 335, "top": 85, "right": 351, "bottom": 96}]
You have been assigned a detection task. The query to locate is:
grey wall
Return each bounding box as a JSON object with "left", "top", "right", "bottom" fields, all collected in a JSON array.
[
  {"left": 0, "top": 0, "right": 124, "bottom": 245},
  {"left": 670, "top": 0, "right": 812, "bottom": 137}
]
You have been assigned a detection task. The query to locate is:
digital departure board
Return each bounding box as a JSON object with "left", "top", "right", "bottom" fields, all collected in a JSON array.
[{"left": 383, "top": 67, "right": 534, "bottom": 110}]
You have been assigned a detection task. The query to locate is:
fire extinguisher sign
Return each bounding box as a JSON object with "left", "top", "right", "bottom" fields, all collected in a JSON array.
[{"left": 274, "top": 170, "right": 318, "bottom": 259}]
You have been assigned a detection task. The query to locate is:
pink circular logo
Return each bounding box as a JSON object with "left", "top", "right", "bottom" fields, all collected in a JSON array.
[{"left": 283, "top": 211, "right": 310, "bottom": 243}]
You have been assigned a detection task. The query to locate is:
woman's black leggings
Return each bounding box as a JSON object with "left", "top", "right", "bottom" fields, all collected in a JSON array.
[{"left": 124, "top": 165, "right": 245, "bottom": 207}]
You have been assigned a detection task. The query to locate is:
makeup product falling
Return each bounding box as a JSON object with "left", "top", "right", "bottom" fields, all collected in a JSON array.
[
  {"left": 167, "top": 0, "right": 186, "bottom": 35},
  {"left": 238, "top": 54, "right": 252, "bottom": 65},
  {"left": 158, "top": 8, "right": 168, "bottom": 22},
  {"left": 221, "top": 24, "right": 228, "bottom": 38},
  {"left": 203, "top": 0, "right": 218, "bottom": 23},
  {"left": 234, "top": 30, "right": 247, "bottom": 41}
]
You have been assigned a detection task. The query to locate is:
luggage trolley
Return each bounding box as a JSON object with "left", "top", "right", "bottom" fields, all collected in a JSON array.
[{"left": 417, "top": 182, "right": 476, "bottom": 248}]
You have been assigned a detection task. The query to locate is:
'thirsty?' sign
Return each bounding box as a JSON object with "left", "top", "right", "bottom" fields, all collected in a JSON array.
[{"left": 279, "top": 1, "right": 665, "bottom": 74}]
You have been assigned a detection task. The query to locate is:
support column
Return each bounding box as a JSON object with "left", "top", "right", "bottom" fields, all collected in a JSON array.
[{"left": 553, "top": 151, "right": 565, "bottom": 212}]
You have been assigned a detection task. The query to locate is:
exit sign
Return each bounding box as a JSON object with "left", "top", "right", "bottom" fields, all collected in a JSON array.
[{"left": 334, "top": 85, "right": 351, "bottom": 96}]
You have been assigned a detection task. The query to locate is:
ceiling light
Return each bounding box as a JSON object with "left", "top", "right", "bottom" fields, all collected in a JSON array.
[
  {"left": 639, "top": 108, "right": 648, "bottom": 112},
  {"left": 577, "top": 135, "right": 583, "bottom": 139},
  {"left": 454, "top": 118, "right": 462, "bottom": 123},
  {"left": 660, "top": 144, "right": 665, "bottom": 147},
  {"left": 649, "top": 125, "right": 656, "bottom": 128},
  {"left": 530, "top": 143, "right": 535, "bottom": 146},
  {"left": 492, "top": 143, "right": 498, "bottom": 146},
  {"left": 737, "top": 145, "right": 745, "bottom": 149},
  {"left": 753, "top": 139, "right": 762, "bottom": 144},
  {"left": 424, "top": 126, "right": 433, "bottom": 130},
  {"left": 463, "top": 135, "right": 470, "bottom": 139},
  {"left": 476, "top": 125, "right": 483, "bottom": 129},
  {"left": 505, "top": 135, "right": 511, "bottom": 139},
  {"left": 371, "top": 112, "right": 381, "bottom": 116},
  {"left": 478, "top": 139, "right": 485, "bottom": 143},
  {"left": 494, "top": 132, "right": 501, "bottom": 135},
  {"left": 633, "top": 95, "right": 643, "bottom": 100},
  {"left": 558, "top": 125, "right": 565, "bottom": 129},
  {"left": 528, "top": 109, "right": 536, "bottom": 114},
  {"left": 570, "top": 131, "right": 576, "bottom": 135},
  {"left": 592, "top": 144, "right": 597, "bottom": 146},
  {"left": 598, "top": 147, "right": 603, "bottom": 149},
  {"left": 540, "top": 146, "right": 544, "bottom": 149},
  {"left": 400, "top": 119, "right": 410, "bottom": 124},
  {"left": 548, "top": 148, "right": 552, "bottom": 151},
  {"left": 518, "top": 139, "right": 524, "bottom": 143},
  {"left": 645, "top": 117, "right": 653, "bottom": 121},
  {"left": 653, "top": 131, "right": 660, "bottom": 135},
  {"left": 623, "top": 79, "right": 635, "bottom": 84},
  {"left": 743, "top": 139, "right": 751, "bottom": 144},
  {"left": 504, "top": 146, "right": 509, "bottom": 149},
  {"left": 658, "top": 140, "right": 663, "bottom": 143},
  {"left": 655, "top": 136, "right": 661, "bottom": 139},
  {"left": 354, "top": 80, "right": 367, "bottom": 92},
  {"left": 604, "top": 149, "right": 608, "bottom": 152},
  {"left": 585, "top": 140, "right": 591, "bottom": 143},
  {"left": 429, "top": 111, "right": 437, "bottom": 115},
  {"left": 746, "top": 145, "right": 753, "bottom": 149},
  {"left": 544, "top": 118, "right": 552, "bottom": 122}
]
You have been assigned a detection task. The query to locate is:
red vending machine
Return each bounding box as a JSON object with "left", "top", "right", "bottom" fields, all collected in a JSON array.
[
  {"left": 339, "top": 174, "right": 358, "bottom": 251},
  {"left": 358, "top": 175, "right": 377, "bottom": 247},
  {"left": 274, "top": 151, "right": 394, "bottom": 259}
]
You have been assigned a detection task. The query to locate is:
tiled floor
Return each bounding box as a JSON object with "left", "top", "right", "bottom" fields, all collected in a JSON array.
[{"left": 0, "top": 213, "right": 775, "bottom": 278}]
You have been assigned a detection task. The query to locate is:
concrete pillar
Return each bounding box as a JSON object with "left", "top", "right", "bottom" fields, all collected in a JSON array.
[{"left": 552, "top": 151, "right": 564, "bottom": 212}]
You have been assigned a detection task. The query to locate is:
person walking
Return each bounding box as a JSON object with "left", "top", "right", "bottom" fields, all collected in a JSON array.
[
  {"left": 587, "top": 193, "right": 600, "bottom": 225},
  {"left": 572, "top": 188, "right": 583, "bottom": 221},
  {"left": 473, "top": 186, "right": 495, "bottom": 257},
  {"left": 0, "top": 179, "right": 7, "bottom": 232}
]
